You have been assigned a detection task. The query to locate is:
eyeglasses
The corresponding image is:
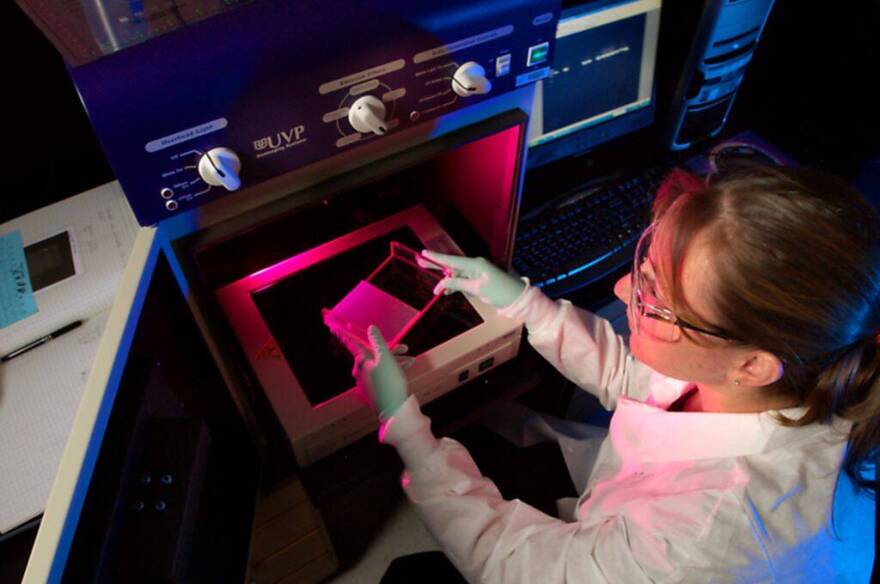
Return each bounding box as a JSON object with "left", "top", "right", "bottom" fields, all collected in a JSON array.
[{"left": 629, "top": 224, "right": 741, "bottom": 343}]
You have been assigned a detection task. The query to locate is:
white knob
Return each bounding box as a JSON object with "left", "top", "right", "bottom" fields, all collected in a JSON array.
[
  {"left": 348, "top": 96, "right": 388, "bottom": 136},
  {"left": 198, "top": 148, "right": 241, "bottom": 191},
  {"left": 452, "top": 62, "right": 492, "bottom": 97}
]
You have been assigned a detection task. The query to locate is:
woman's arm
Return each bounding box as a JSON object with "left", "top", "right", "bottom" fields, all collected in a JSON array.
[
  {"left": 499, "top": 286, "right": 654, "bottom": 409},
  {"left": 339, "top": 328, "right": 727, "bottom": 583},
  {"left": 420, "top": 251, "right": 654, "bottom": 410},
  {"left": 383, "top": 397, "right": 659, "bottom": 583}
]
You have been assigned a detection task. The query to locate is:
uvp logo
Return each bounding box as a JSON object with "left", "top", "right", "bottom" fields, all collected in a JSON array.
[{"left": 253, "top": 125, "right": 306, "bottom": 152}]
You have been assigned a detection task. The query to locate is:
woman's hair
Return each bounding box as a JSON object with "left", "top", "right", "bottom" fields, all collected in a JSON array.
[{"left": 651, "top": 164, "right": 880, "bottom": 495}]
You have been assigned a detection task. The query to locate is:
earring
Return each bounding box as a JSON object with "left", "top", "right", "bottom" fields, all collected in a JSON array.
[{"left": 733, "top": 379, "right": 741, "bottom": 386}]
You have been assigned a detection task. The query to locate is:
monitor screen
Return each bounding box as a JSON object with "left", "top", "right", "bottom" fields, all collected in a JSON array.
[{"left": 527, "top": 0, "right": 662, "bottom": 169}]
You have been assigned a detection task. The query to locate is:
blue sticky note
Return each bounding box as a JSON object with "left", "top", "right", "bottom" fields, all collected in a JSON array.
[{"left": 0, "top": 231, "right": 38, "bottom": 328}]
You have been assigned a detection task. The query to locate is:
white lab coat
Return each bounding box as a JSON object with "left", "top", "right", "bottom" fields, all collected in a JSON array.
[{"left": 380, "top": 286, "right": 876, "bottom": 583}]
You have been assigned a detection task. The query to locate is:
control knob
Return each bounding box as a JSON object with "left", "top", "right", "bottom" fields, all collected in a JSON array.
[
  {"left": 198, "top": 148, "right": 242, "bottom": 191},
  {"left": 452, "top": 62, "right": 492, "bottom": 97},
  {"left": 348, "top": 96, "right": 387, "bottom": 136}
]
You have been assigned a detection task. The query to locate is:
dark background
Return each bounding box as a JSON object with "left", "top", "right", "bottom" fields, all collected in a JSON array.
[
  {"left": 729, "top": 2, "right": 880, "bottom": 193},
  {"left": 5, "top": 2, "right": 115, "bottom": 224}
]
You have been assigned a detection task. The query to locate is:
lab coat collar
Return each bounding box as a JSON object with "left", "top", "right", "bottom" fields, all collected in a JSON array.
[{"left": 610, "top": 393, "right": 834, "bottom": 464}]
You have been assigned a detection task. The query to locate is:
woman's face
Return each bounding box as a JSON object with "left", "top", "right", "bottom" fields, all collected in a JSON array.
[{"left": 613, "top": 228, "right": 742, "bottom": 385}]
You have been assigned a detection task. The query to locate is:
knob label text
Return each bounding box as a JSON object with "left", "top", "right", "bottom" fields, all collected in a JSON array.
[{"left": 145, "top": 118, "right": 228, "bottom": 153}]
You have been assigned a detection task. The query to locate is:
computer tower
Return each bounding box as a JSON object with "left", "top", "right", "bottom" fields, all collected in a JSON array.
[{"left": 665, "top": 0, "right": 775, "bottom": 151}]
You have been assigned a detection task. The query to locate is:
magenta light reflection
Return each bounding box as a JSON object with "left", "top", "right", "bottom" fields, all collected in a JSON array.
[{"left": 244, "top": 234, "right": 355, "bottom": 288}]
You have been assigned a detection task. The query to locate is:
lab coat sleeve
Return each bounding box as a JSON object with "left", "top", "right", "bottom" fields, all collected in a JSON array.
[
  {"left": 380, "top": 396, "right": 659, "bottom": 584},
  {"left": 498, "top": 285, "right": 653, "bottom": 409}
]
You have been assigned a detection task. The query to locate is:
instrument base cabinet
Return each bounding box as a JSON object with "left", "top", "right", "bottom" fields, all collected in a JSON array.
[{"left": 248, "top": 479, "right": 339, "bottom": 584}]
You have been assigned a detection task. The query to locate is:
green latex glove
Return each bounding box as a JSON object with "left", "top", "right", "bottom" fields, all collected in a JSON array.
[
  {"left": 351, "top": 325, "right": 410, "bottom": 420},
  {"left": 421, "top": 250, "right": 526, "bottom": 309}
]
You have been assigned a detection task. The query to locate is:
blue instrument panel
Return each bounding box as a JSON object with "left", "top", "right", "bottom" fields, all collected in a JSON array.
[{"left": 69, "top": 0, "right": 560, "bottom": 225}]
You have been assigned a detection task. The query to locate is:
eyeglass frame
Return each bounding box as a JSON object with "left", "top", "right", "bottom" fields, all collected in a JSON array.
[{"left": 629, "top": 223, "right": 742, "bottom": 343}]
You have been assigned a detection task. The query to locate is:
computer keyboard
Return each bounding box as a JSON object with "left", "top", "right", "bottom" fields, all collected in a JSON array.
[{"left": 513, "top": 164, "right": 669, "bottom": 298}]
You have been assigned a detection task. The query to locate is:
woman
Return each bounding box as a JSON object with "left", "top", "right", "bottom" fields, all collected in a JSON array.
[{"left": 345, "top": 165, "right": 877, "bottom": 582}]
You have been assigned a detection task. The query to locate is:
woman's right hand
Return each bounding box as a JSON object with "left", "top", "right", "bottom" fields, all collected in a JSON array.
[
  {"left": 350, "top": 325, "right": 410, "bottom": 421},
  {"left": 421, "top": 250, "right": 526, "bottom": 309}
]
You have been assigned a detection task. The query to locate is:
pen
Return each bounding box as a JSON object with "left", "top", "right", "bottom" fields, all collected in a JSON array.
[{"left": 1, "top": 320, "right": 83, "bottom": 363}]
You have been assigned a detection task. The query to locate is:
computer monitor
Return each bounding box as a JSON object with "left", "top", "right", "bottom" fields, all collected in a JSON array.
[{"left": 527, "top": 0, "right": 662, "bottom": 169}]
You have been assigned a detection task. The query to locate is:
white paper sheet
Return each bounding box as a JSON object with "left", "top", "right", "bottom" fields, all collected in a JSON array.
[
  {"left": 0, "top": 311, "right": 109, "bottom": 532},
  {"left": 0, "top": 182, "right": 138, "bottom": 533}
]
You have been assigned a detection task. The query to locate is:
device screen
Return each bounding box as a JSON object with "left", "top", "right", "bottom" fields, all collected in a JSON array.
[
  {"left": 527, "top": 0, "right": 662, "bottom": 167},
  {"left": 25, "top": 230, "right": 78, "bottom": 292}
]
